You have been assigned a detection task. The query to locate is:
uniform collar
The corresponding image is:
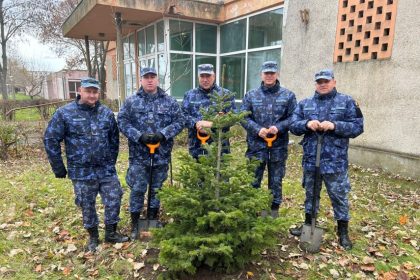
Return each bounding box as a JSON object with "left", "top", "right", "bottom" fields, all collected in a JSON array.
[
  {"left": 315, "top": 88, "right": 337, "bottom": 100},
  {"left": 260, "top": 80, "right": 280, "bottom": 94}
]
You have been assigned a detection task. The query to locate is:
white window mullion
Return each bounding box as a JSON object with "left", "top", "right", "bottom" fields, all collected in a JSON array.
[
  {"left": 216, "top": 24, "right": 220, "bottom": 86},
  {"left": 192, "top": 22, "right": 196, "bottom": 89},
  {"left": 244, "top": 17, "right": 249, "bottom": 96}
]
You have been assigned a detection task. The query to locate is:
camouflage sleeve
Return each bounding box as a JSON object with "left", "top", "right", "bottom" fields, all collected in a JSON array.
[
  {"left": 160, "top": 99, "right": 185, "bottom": 140},
  {"left": 333, "top": 98, "right": 364, "bottom": 138},
  {"left": 240, "top": 92, "right": 263, "bottom": 136},
  {"left": 290, "top": 101, "right": 309, "bottom": 136},
  {"left": 109, "top": 112, "right": 119, "bottom": 164},
  {"left": 274, "top": 92, "right": 297, "bottom": 133},
  {"left": 229, "top": 91, "right": 238, "bottom": 113},
  {"left": 181, "top": 92, "right": 200, "bottom": 129},
  {"left": 117, "top": 99, "right": 141, "bottom": 143},
  {"left": 43, "top": 110, "right": 66, "bottom": 175}
]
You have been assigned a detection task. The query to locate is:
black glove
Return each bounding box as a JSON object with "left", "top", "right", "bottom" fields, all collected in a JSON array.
[
  {"left": 140, "top": 133, "right": 153, "bottom": 144},
  {"left": 150, "top": 132, "right": 165, "bottom": 143},
  {"left": 55, "top": 168, "right": 67, "bottom": 179}
]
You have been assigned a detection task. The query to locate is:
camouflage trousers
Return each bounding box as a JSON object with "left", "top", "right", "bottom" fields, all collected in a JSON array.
[
  {"left": 72, "top": 178, "right": 123, "bottom": 229},
  {"left": 303, "top": 171, "right": 351, "bottom": 221},
  {"left": 252, "top": 160, "right": 286, "bottom": 207},
  {"left": 126, "top": 164, "right": 169, "bottom": 213}
]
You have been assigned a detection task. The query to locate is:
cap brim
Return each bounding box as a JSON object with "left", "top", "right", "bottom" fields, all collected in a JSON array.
[
  {"left": 262, "top": 68, "right": 278, "bottom": 73},
  {"left": 315, "top": 76, "right": 333, "bottom": 81},
  {"left": 82, "top": 83, "right": 100, "bottom": 89},
  {"left": 141, "top": 72, "right": 157, "bottom": 77},
  {"left": 198, "top": 71, "right": 214, "bottom": 75}
]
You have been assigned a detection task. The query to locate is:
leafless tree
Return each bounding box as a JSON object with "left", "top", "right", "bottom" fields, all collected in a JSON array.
[
  {"left": 0, "top": 0, "right": 38, "bottom": 104},
  {"left": 35, "top": 0, "right": 109, "bottom": 99}
]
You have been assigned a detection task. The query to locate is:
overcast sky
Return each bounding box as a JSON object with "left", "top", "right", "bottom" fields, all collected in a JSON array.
[{"left": 14, "top": 35, "right": 66, "bottom": 72}]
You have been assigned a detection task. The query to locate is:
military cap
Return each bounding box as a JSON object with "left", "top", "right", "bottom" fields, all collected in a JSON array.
[
  {"left": 140, "top": 67, "right": 157, "bottom": 77},
  {"left": 81, "top": 77, "right": 100, "bottom": 89},
  {"left": 314, "top": 69, "right": 334, "bottom": 81},
  {"left": 198, "top": 64, "right": 215, "bottom": 75},
  {"left": 261, "top": 61, "right": 278, "bottom": 73}
]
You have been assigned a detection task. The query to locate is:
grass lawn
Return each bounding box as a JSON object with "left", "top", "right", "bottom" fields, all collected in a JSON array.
[{"left": 0, "top": 138, "right": 418, "bottom": 279}]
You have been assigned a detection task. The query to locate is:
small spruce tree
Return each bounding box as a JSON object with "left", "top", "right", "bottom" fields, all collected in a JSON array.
[{"left": 153, "top": 90, "right": 287, "bottom": 277}]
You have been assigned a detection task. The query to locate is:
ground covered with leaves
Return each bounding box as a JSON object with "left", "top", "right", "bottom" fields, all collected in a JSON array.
[{"left": 0, "top": 136, "right": 418, "bottom": 279}]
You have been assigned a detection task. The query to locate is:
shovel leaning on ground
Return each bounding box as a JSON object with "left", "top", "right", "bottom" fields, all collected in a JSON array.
[
  {"left": 138, "top": 141, "right": 161, "bottom": 232},
  {"left": 261, "top": 133, "right": 277, "bottom": 217},
  {"left": 299, "top": 133, "right": 325, "bottom": 253}
]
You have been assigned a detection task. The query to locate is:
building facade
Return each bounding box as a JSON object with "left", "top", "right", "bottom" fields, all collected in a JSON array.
[{"left": 63, "top": 0, "right": 420, "bottom": 179}]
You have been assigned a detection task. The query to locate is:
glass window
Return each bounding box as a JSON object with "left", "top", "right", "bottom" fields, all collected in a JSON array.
[
  {"left": 246, "top": 49, "right": 281, "bottom": 92},
  {"left": 195, "top": 56, "right": 216, "bottom": 85},
  {"left": 170, "top": 20, "right": 193, "bottom": 52},
  {"left": 146, "top": 25, "right": 155, "bottom": 54},
  {"left": 220, "top": 54, "right": 245, "bottom": 99},
  {"left": 157, "top": 21, "right": 165, "bottom": 52},
  {"left": 170, "top": 53, "right": 192, "bottom": 98},
  {"left": 123, "top": 38, "right": 130, "bottom": 60},
  {"left": 220, "top": 19, "right": 246, "bottom": 53},
  {"left": 131, "top": 62, "right": 137, "bottom": 93},
  {"left": 158, "top": 53, "right": 168, "bottom": 87},
  {"left": 196, "top": 24, "right": 217, "bottom": 53},
  {"left": 138, "top": 30, "right": 145, "bottom": 57},
  {"left": 249, "top": 9, "right": 283, "bottom": 49},
  {"left": 125, "top": 63, "right": 133, "bottom": 96}
]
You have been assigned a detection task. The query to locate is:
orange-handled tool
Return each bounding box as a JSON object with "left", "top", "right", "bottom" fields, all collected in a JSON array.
[
  {"left": 197, "top": 131, "right": 210, "bottom": 145},
  {"left": 146, "top": 142, "right": 160, "bottom": 154},
  {"left": 264, "top": 133, "right": 277, "bottom": 148}
]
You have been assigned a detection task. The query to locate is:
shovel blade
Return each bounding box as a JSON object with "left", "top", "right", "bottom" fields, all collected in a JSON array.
[
  {"left": 138, "top": 219, "right": 149, "bottom": 232},
  {"left": 299, "top": 224, "right": 324, "bottom": 253}
]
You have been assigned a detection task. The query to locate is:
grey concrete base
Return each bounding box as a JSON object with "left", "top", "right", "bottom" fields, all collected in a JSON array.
[{"left": 349, "top": 145, "right": 420, "bottom": 180}]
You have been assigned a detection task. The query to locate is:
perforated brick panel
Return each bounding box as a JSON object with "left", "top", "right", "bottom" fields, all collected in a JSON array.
[{"left": 334, "top": 0, "right": 398, "bottom": 63}]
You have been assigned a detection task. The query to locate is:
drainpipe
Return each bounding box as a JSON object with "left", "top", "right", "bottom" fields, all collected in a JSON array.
[{"left": 115, "top": 12, "right": 126, "bottom": 105}]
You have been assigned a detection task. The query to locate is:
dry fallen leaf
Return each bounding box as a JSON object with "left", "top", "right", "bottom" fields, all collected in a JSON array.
[
  {"left": 153, "top": 264, "right": 160, "bottom": 271},
  {"left": 113, "top": 243, "right": 123, "bottom": 249},
  {"left": 399, "top": 215, "right": 408, "bottom": 225},
  {"left": 133, "top": 262, "right": 145, "bottom": 271},
  {"left": 35, "top": 264, "right": 42, "bottom": 273},
  {"left": 362, "top": 256, "right": 375, "bottom": 264},
  {"left": 329, "top": 268, "right": 340, "bottom": 278},
  {"left": 360, "top": 265, "right": 375, "bottom": 272},
  {"left": 63, "top": 266, "right": 72, "bottom": 276},
  {"left": 379, "top": 271, "right": 397, "bottom": 280},
  {"left": 246, "top": 271, "right": 254, "bottom": 279}
]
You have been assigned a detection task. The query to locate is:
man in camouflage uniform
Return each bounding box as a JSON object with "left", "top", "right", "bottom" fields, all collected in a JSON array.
[
  {"left": 118, "top": 67, "right": 184, "bottom": 240},
  {"left": 289, "top": 69, "right": 364, "bottom": 250},
  {"left": 182, "top": 64, "right": 236, "bottom": 159},
  {"left": 241, "top": 61, "right": 297, "bottom": 218},
  {"left": 44, "top": 77, "right": 129, "bottom": 252}
]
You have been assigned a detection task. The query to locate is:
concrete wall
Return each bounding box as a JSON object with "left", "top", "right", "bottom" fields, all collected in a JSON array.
[{"left": 281, "top": 0, "right": 420, "bottom": 179}]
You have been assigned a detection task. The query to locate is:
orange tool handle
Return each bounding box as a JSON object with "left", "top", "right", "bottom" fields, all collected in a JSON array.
[
  {"left": 146, "top": 142, "right": 160, "bottom": 154},
  {"left": 264, "top": 133, "right": 277, "bottom": 148},
  {"left": 197, "top": 131, "right": 210, "bottom": 145}
]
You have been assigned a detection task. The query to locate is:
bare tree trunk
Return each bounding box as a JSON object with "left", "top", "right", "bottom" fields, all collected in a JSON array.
[{"left": 84, "top": 36, "right": 92, "bottom": 77}]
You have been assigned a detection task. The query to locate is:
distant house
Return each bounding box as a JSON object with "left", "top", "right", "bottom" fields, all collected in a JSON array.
[{"left": 44, "top": 69, "right": 88, "bottom": 100}]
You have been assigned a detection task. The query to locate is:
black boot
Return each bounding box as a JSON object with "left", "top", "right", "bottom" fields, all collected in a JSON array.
[
  {"left": 147, "top": 208, "right": 159, "bottom": 219},
  {"left": 270, "top": 204, "right": 279, "bottom": 218},
  {"left": 289, "top": 213, "right": 312, "bottom": 237},
  {"left": 337, "top": 220, "right": 352, "bottom": 250},
  {"left": 86, "top": 227, "right": 99, "bottom": 252},
  {"left": 105, "top": 224, "right": 129, "bottom": 243},
  {"left": 130, "top": 212, "right": 140, "bottom": 240}
]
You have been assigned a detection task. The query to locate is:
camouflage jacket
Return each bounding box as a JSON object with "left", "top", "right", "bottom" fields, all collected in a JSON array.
[
  {"left": 241, "top": 81, "right": 297, "bottom": 161},
  {"left": 182, "top": 84, "right": 236, "bottom": 158},
  {"left": 290, "top": 89, "right": 364, "bottom": 174},
  {"left": 118, "top": 87, "right": 184, "bottom": 165},
  {"left": 44, "top": 99, "right": 119, "bottom": 180}
]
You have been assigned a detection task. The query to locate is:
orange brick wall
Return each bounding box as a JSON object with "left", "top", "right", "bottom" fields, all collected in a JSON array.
[{"left": 334, "top": 0, "right": 398, "bottom": 63}]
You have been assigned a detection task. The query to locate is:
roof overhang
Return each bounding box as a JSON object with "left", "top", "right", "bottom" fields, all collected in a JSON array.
[{"left": 63, "top": 0, "right": 225, "bottom": 41}]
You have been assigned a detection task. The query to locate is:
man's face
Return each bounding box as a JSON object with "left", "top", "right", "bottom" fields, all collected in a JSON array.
[
  {"left": 79, "top": 87, "right": 99, "bottom": 106},
  {"left": 261, "top": 72, "right": 278, "bottom": 87},
  {"left": 198, "top": 73, "right": 215, "bottom": 90},
  {"left": 315, "top": 79, "right": 336, "bottom": 94},
  {"left": 141, "top": 74, "right": 159, "bottom": 93}
]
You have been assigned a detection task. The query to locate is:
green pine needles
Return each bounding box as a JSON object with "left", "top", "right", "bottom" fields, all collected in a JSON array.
[{"left": 153, "top": 91, "right": 286, "bottom": 277}]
